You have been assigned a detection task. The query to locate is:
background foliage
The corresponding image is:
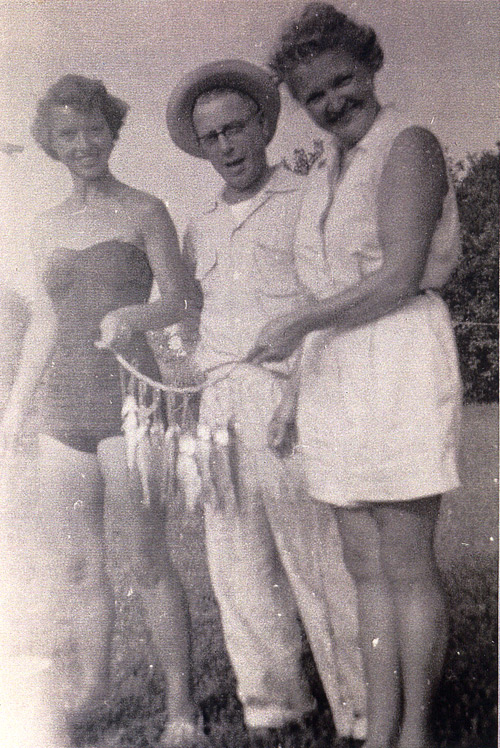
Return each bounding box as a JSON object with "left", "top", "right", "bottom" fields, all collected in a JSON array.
[{"left": 443, "top": 146, "right": 499, "bottom": 402}]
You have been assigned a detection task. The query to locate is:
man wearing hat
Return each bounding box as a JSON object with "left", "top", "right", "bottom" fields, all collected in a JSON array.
[{"left": 166, "top": 60, "right": 366, "bottom": 743}]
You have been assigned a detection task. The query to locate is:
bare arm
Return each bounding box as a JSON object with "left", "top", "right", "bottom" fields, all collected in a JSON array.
[
  {"left": 97, "top": 200, "right": 201, "bottom": 348},
  {"left": 247, "top": 127, "right": 448, "bottom": 363},
  {"left": 0, "top": 244, "right": 58, "bottom": 450},
  {"left": 5, "top": 294, "right": 57, "bottom": 415}
]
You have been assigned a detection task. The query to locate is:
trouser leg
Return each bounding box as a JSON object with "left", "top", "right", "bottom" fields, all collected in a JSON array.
[
  {"left": 262, "top": 455, "right": 367, "bottom": 740},
  {"left": 204, "top": 482, "right": 315, "bottom": 729}
]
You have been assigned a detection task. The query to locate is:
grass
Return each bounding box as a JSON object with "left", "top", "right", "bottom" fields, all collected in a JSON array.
[
  {"left": 70, "top": 497, "right": 498, "bottom": 748},
  {"left": 5, "top": 405, "right": 497, "bottom": 748},
  {"left": 432, "top": 562, "right": 498, "bottom": 748}
]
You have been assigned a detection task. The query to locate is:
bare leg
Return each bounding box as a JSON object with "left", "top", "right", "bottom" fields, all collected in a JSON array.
[
  {"left": 38, "top": 434, "right": 114, "bottom": 721},
  {"left": 98, "top": 437, "right": 195, "bottom": 726},
  {"left": 375, "top": 498, "right": 447, "bottom": 748},
  {"left": 336, "top": 507, "right": 400, "bottom": 748}
]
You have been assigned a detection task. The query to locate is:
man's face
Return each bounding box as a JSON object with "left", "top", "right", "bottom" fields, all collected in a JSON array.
[{"left": 192, "top": 90, "right": 269, "bottom": 197}]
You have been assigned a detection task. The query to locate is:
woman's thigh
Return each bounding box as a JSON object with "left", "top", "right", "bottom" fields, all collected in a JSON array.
[
  {"left": 37, "top": 434, "right": 106, "bottom": 584},
  {"left": 97, "top": 436, "right": 167, "bottom": 571},
  {"left": 335, "top": 507, "right": 382, "bottom": 580}
]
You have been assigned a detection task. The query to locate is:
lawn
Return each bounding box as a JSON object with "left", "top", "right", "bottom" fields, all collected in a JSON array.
[
  {"left": 1, "top": 405, "right": 497, "bottom": 748},
  {"left": 77, "top": 405, "right": 498, "bottom": 748}
]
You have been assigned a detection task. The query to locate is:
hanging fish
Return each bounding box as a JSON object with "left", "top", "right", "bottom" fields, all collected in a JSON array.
[
  {"left": 161, "top": 424, "right": 179, "bottom": 505},
  {"left": 136, "top": 381, "right": 165, "bottom": 507},
  {"left": 135, "top": 422, "right": 153, "bottom": 506},
  {"left": 176, "top": 432, "right": 202, "bottom": 512},
  {"left": 210, "top": 426, "right": 239, "bottom": 514},
  {"left": 194, "top": 424, "right": 220, "bottom": 510},
  {"left": 121, "top": 393, "right": 139, "bottom": 471},
  {"left": 149, "top": 403, "right": 165, "bottom": 456}
]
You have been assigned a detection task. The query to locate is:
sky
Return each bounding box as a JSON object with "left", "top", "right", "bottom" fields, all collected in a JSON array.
[{"left": 0, "top": 0, "right": 499, "bottom": 290}]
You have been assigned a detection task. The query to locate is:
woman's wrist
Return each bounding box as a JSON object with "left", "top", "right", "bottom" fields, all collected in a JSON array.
[
  {"left": 287, "top": 298, "right": 330, "bottom": 337},
  {"left": 117, "top": 300, "right": 183, "bottom": 332}
]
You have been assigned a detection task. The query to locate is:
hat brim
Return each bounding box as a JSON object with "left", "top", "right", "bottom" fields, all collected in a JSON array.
[{"left": 166, "top": 59, "right": 280, "bottom": 158}]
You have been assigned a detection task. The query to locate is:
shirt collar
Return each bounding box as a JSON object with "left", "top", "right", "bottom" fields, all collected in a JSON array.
[
  {"left": 326, "top": 103, "right": 397, "bottom": 163},
  {"left": 201, "top": 164, "right": 303, "bottom": 214}
]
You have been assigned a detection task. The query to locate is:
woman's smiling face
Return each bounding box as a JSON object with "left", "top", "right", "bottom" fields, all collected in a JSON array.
[
  {"left": 288, "top": 47, "right": 379, "bottom": 150},
  {"left": 49, "top": 105, "right": 114, "bottom": 181}
]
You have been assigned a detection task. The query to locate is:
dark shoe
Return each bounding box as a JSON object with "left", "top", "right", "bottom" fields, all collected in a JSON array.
[{"left": 249, "top": 720, "right": 304, "bottom": 748}]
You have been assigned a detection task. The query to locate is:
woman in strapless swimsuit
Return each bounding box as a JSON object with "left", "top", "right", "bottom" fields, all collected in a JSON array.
[{"left": 0, "top": 75, "right": 206, "bottom": 747}]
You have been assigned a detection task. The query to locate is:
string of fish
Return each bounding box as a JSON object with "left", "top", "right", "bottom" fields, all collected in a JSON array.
[{"left": 117, "top": 352, "right": 248, "bottom": 513}]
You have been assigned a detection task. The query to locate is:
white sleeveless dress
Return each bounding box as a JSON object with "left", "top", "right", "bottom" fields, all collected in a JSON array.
[{"left": 295, "top": 106, "right": 462, "bottom": 506}]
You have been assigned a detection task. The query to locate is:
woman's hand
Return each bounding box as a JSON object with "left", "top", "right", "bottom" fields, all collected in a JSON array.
[
  {"left": 246, "top": 316, "right": 307, "bottom": 365},
  {"left": 96, "top": 310, "right": 133, "bottom": 351},
  {"left": 268, "top": 388, "right": 299, "bottom": 458}
]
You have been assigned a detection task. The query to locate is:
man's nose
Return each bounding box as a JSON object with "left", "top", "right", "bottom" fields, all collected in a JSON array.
[
  {"left": 218, "top": 133, "right": 234, "bottom": 153},
  {"left": 325, "top": 90, "right": 345, "bottom": 115},
  {"left": 74, "top": 130, "right": 91, "bottom": 149}
]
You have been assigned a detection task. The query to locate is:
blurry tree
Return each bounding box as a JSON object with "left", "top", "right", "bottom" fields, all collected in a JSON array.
[{"left": 443, "top": 145, "right": 499, "bottom": 402}]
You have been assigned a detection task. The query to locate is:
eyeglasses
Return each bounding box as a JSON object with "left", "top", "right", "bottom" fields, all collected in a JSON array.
[{"left": 196, "top": 110, "right": 261, "bottom": 150}]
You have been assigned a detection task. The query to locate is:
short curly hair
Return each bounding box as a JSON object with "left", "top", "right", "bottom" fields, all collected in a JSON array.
[
  {"left": 31, "top": 74, "right": 129, "bottom": 160},
  {"left": 269, "top": 2, "right": 383, "bottom": 93}
]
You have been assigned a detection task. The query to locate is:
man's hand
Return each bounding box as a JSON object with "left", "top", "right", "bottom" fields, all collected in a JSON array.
[{"left": 267, "top": 383, "right": 299, "bottom": 458}]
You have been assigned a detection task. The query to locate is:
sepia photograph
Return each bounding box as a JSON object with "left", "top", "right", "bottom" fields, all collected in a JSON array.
[{"left": 0, "top": 1, "right": 498, "bottom": 747}]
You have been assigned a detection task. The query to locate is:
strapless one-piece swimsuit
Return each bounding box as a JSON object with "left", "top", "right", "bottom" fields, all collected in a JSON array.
[{"left": 40, "top": 240, "right": 161, "bottom": 453}]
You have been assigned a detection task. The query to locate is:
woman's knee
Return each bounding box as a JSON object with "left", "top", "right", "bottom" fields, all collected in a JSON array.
[
  {"left": 379, "top": 535, "right": 438, "bottom": 584},
  {"left": 132, "top": 557, "right": 163, "bottom": 588},
  {"left": 375, "top": 499, "right": 440, "bottom": 584},
  {"left": 62, "top": 543, "right": 107, "bottom": 589},
  {"left": 63, "top": 553, "right": 88, "bottom": 586}
]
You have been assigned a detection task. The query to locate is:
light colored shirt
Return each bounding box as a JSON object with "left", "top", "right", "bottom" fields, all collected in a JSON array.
[
  {"left": 184, "top": 165, "right": 312, "bottom": 371},
  {"left": 294, "top": 105, "right": 461, "bottom": 298}
]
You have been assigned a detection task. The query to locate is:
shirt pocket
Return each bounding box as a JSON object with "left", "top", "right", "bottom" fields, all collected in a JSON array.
[{"left": 252, "top": 242, "right": 303, "bottom": 298}]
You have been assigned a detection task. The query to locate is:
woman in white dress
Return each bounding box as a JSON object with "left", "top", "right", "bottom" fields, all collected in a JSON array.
[{"left": 248, "top": 4, "right": 462, "bottom": 747}]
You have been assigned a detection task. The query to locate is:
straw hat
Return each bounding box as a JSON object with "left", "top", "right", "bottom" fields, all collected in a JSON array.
[{"left": 166, "top": 59, "right": 280, "bottom": 158}]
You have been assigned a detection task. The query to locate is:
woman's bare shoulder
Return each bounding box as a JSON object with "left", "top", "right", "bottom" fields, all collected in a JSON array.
[
  {"left": 32, "top": 199, "right": 71, "bottom": 229},
  {"left": 389, "top": 126, "right": 445, "bottom": 168},
  {"left": 114, "top": 182, "right": 166, "bottom": 220}
]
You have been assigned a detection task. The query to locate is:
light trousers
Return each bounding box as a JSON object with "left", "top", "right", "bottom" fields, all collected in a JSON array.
[{"left": 204, "top": 443, "right": 367, "bottom": 738}]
